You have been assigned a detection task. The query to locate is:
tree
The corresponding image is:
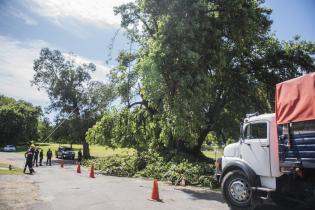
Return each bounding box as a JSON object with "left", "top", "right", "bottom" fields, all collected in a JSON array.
[
  {"left": 0, "top": 95, "right": 41, "bottom": 146},
  {"left": 37, "top": 117, "right": 52, "bottom": 142},
  {"left": 32, "top": 48, "right": 114, "bottom": 158},
  {"left": 108, "top": 0, "right": 315, "bottom": 156}
]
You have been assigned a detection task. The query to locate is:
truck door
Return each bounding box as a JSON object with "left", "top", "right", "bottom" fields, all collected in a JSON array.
[{"left": 241, "top": 122, "right": 271, "bottom": 176}]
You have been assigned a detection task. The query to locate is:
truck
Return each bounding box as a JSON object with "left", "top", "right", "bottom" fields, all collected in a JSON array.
[{"left": 215, "top": 73, "right": 315, "bottom": 210}]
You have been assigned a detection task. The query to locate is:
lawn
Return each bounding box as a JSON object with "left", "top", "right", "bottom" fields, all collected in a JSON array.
[
  {"left": 16, "top": 143, "right": 135, "bottom": 158},
  {"left": 0, "top": 163, "right": 23, "bottom": 175},
  {"left": 202, "top": 148, "right": 224, "bottom": 159},
  {"left": 15, "top": 142, "right": 220, "bottom": 159}
]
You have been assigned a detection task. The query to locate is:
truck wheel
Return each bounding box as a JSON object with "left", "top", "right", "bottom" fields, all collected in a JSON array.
[{"left": 222, "top": 170, "right": 254, "bottom": 210}]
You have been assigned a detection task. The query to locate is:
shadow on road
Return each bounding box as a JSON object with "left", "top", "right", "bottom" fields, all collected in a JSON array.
[
  {"left": 178, "top": 188, "right": 225, "bottom": 203},
  {"left": 34, "top": 159, "right": 78, "bottom": 167},
  {"left": 179, "top": 188, "right": 313, "bottom": 210},
  {"left": 255, "top": 203, "right": 313, "bottom": 210}
]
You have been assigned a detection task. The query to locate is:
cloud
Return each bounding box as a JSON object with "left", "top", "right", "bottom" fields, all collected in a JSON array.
[
  {"left": 14, "top": 10, "right": 38, "bottom": 26},
  {"left": 0, "top": 2, "right": 38, "bottom": 26},
  {"left": 63, "top": 53, "right": 111, "bottom": 82},
  {"left": 26, "top": 0, "right": 133, "bottom": 28},
  {"left": 0, "top": 36, "right": 111, "bottom": 107},
  {"left": 0, "top": 36, "right": 51, "bottom": 106}
]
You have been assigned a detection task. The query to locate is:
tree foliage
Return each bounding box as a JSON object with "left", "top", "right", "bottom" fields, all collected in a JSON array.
[
  {"left": 0, "top": 95, "right": 41, "bottom": 146},
  {"left": 32, "top": 48, "right": 115, "bottom": 158},
  {"left": 37, "top": 117, "right": 52, "bottom": 142},
  {"left": 89, "top": 0, "right": 315, "bottom": 156}
]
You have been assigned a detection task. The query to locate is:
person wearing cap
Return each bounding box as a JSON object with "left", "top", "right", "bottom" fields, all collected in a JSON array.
[
  {"left": 46, "top": 148, "right": 52, "bottom": 166},
  {"left": 24, "top": 145, "right": 35, "bottom": 174}
]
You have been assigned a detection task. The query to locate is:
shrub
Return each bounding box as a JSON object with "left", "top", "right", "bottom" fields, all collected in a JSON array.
[{"left": 83, "top": 150, "right": 217, "bottom": 188}]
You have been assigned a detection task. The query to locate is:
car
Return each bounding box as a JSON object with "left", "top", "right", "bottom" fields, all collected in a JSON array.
[
  {"left": 3, "top": 145, "right": 16, "bottom": 152},
  {"left": 55, "top": 147, "right": 75, "bottom": 159}
]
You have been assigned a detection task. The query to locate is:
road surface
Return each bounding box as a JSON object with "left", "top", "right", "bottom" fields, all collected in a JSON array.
[{"left": 0, "top": 152, "right": 305, "bottom": 210}]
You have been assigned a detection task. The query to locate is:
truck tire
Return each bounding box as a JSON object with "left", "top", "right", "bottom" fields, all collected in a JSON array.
[{"left": 222, "top": 170, "right": 255, "bottom": 210}]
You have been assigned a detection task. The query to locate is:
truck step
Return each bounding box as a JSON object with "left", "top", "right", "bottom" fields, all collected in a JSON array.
[
  {"left": 251, "top": 187, "right": 274, "bottom": 200},
  {"left": 251, "top": 187, "right": 275, "bottom": 192}
]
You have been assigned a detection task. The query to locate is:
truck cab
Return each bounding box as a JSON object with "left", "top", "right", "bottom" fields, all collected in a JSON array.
[
  {"left": 216, "top": 73, "right": 315, "bottom": 210},
  {"left": 222, "top": 113, "right": 279, "bottom": 186},
  {"left": 216, "top": 113, "right": 279, "bottom": 210}
]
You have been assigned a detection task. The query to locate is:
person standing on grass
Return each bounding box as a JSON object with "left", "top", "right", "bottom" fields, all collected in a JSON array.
[
  {"left": 39, "top": 149, "right": 44, "bottom": 166},
  {"left": 24, "top": 145, "right": 35, "bottom": 174},
  {"left": 77, "top": 149, "right": 82, "bottom": 164},
  {"left": 46, "top": 148, "right": 52, "bottom": 166},
  {"left": 33, "top": 148, "right": 39, "bottom": 167}
]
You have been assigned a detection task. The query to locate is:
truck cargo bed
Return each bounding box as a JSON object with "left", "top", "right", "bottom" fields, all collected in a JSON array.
[{"left": 278, "top": 120, "right": 315, "bottom": 169}]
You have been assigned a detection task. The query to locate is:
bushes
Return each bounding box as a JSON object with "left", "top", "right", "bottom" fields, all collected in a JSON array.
[{"left": 83, "top": 151, "right": 218, "bottom": 188}]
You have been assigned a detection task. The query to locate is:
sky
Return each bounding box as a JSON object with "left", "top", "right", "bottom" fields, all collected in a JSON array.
[{"left": 0, "top": 0, "right": 314, "bottom": 111}]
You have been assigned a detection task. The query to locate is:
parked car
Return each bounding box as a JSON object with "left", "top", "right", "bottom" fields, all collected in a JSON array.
[
  {"left": 3, "top": 145, "right": 16, "bottom": 152},
  {"left": 55, "top": 147, "right": 75, "bottom": 159}
]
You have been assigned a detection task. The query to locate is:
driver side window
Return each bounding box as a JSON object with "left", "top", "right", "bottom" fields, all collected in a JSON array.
[{"left": 244, "top": 123, "right": 267, "bottom": 139}]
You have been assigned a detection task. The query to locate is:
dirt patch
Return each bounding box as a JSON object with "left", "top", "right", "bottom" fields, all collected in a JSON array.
[{"left": 0, "top": 175, "right": 39, "bottom": 210}]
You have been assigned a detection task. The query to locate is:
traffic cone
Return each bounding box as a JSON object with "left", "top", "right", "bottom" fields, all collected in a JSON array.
[
  {"left": 76, "top": 162, "right": 81, "bottom": 173},
  {"left": 89, "top": 161, "right": 95, "bottom": 178},
  {"left": 150, "top": 179, "right": 161, "bottom": 201},
  {"left": 61, "top": 159, "right": 64, "bottom": 168}
]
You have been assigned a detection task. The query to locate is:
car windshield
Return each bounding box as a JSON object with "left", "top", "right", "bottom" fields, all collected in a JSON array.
[{"left": 64, "top": 148, "right": 73, "bottom": 151}]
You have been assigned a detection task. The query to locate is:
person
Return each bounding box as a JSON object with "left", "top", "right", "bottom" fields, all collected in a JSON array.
[
  {"left": 39, "top": 149, "right": 44, "bottom": 166},
  {"left": 24, "top": 145, "right": 35, "bottom": 174},
  {"left": 77, "top": 149, "right": 82, "bottom": 164},
  {"left": 46, "top": 148, "right": 52, "bottom": 166},
  {"left": 33, "top": 148, "right": 39, "bottom": 167}
]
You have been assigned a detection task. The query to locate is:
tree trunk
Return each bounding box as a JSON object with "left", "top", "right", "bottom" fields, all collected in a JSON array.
[
  {"left": 82, "top": 141, "right": 90, "bottom": 159},
  {"left": 189, "top": 125, "right": 212, "bottom": 156},
  {"left": 73, "top": 106, "right": 90, "bottom": 159}
]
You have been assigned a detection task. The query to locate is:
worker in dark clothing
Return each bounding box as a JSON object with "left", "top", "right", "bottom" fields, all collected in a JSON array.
[
  {"left": 33, "top": 148, "right": 39, "bottom": 167},
  {"left": 46, "top": 148, "right": 52, "bottom": 166},
  {"left": 77, "top": 149, "right": 82, "bottom": 164},
  {"left": 39, "top": 149, "right": 44, "bottom": 166},
  {"left": 24, "top": 145, "right": 35, "bottom": 174}
]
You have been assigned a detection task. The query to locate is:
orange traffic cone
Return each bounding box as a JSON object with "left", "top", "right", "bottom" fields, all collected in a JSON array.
[
  {"left": 150, "top": 179, "right": 161, "bottom": 201},
  {"left": 61, "top": 159, "right": 64, "bottom": 168},
  {"left": 89, "top": 161, "right": 95, "bottom": 178},
  {"left": 76, "top": 162, "right": 81, "bottom": 173}
]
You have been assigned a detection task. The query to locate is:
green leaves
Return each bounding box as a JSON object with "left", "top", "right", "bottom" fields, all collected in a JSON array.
[
  {"left": 100, "top": 0, "right": 315, "bottom": 155},
  {"left": 0, "top": 95, "right": 41, "bottom": 145},
  {"left": 32, "top": 48, "right": 115, "bottom": 157},
  {"left": 32, "top": 48, "right": 96, "bottom": 114}
]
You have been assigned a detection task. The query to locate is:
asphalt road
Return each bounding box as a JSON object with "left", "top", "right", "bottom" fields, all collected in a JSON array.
[{"left": 0, "top": 152, "right": 308, "bottom": 210}]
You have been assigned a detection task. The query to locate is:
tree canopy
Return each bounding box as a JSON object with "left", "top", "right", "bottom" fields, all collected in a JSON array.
[
  {"left": 32, "top": 48, "right": 115, "bottom": 157},
  {"left": 0, "top": 95, "right": 41, "bottom": 146},
  {"left": 87, "top": 0, "right": 315, "bottom": 157}
]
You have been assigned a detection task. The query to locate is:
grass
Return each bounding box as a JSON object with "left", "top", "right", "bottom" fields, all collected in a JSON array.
[
  {"left": 15, "top": 143, "right": 135, "bottom": 158},
  {"left": 15, "top": 142, "right": 221, "bottom": 159},
  {"left": 202, "top": 148, "right": 224, "bottom": 159},
  {"left": 0, "top": 163, "right": 23, "bottom": 175}
]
